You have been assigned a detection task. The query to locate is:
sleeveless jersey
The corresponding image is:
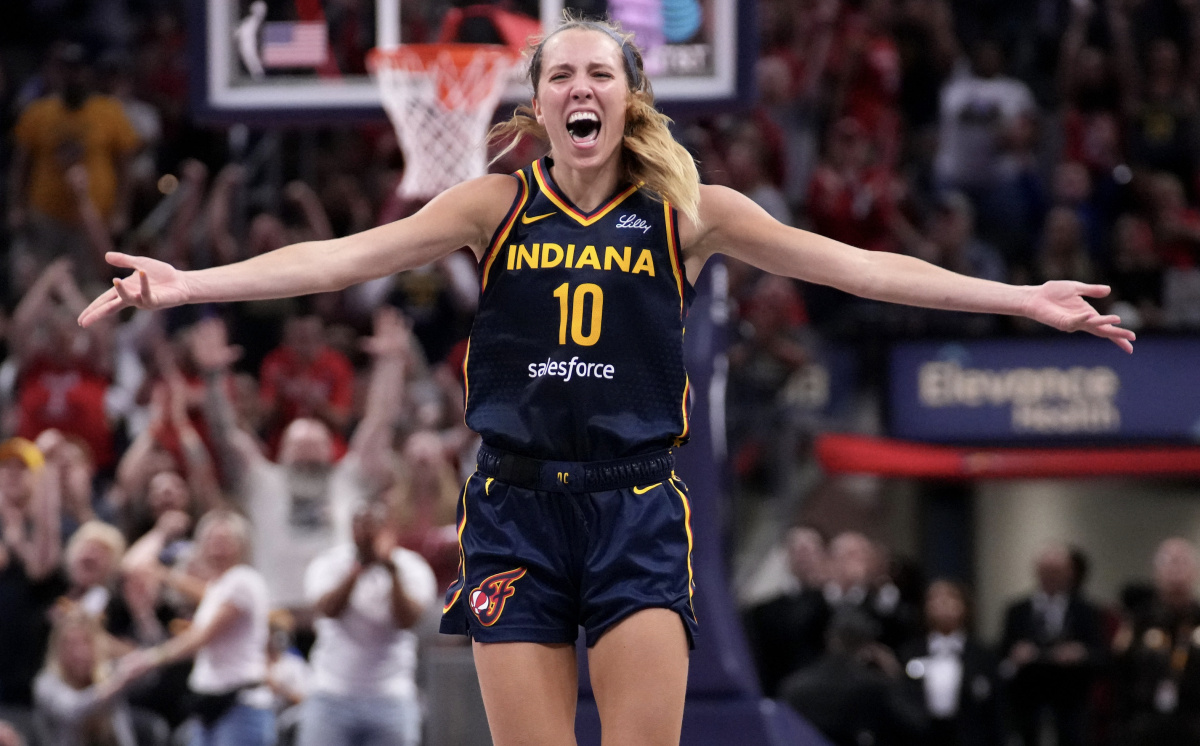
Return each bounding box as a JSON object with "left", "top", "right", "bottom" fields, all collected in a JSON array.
[{"left": 464, "top": 157, "right": 696, "bottom": 462}]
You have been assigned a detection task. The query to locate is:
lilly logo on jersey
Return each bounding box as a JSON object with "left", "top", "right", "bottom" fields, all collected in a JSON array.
[
  {"left": 469, "top": 567, "right": 527, "bottom": 626},
  {"left": 616, "top": 213, "right": 652, "bottom": 233}
]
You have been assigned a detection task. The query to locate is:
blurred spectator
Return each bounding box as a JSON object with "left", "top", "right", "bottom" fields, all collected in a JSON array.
[
  {"left": 725, "top": 275, "right": 809, "bottom": 495},
  {"left": 824, "top": 532, "right": 921, "bottom": 653},
  {"left": 0, "top": 437, "right": 62, "bottom": 706},
  {"left": 1148, "top": 171, "right": 1200, "bottom": 269},
  {"left": 1114, "top": 537, "right": 1200, "bottom": 746},
  {"left": 980, "top": 113, "right": 1047, "bottom": 264},
  {"left": 199, "top": 309, "right": 410, "bottom": 609},
  {"left": 8, "top": 43, "right": 140, "bottom": 288},
  {"left": 1109, "top": 0, "right": 1200, "bottom": 189},
  {"left": 924, "top": 192, "right": 1007, "bottom": 283},
  {"left": 832, "top": 0, "right": 902, "bottom": 166},
  {"left": 123, "top": 509, "right": 275, "bottom": 746},
  {"left": 33, "top": 609, "right": 144, "bottom": 746},
  {"left": 0, "top": 721, "right": 23, "bottom": 746},
  {"left": 1036, "top": 207, "right": 1095, "bottom": 284},
  {"left": 781, "top": 607, "right": 927, "bottom": 746},
  {"left": 892, "top": 0, "right": 958, "bottom": 145},
  {"left": 265, "top": 609, "right": 311, "bottom": 722},
  {"left": 933, "top": 40, "right": 1037, "bottom": 198},
  {"left": 1000, "top": 543, "right": 1105, "bottom": 746},
  {"left": 723, "top": 122, "right": 794, "bottom": 226},
  {"left": 299, "top": 501, "right": 436, "bottom": 746},
  {"left": 807, "top": 117, "right": 904, "bottom": 253},
  {"left": 55, "top": 519, "right": 126, "bottom": 620},
  {"left": 1050, "top": 162, "right": 1105, "bottom": 262},
  {"left": 388, "top": 430, "right": 466, "bottom": 593},
  {"left": 259, "top": 313, "right": 355, "bottom": 458},
  {"left": 9, "top": 260, "right": 115, "bottom": 469},
  {"left": 899, "top": 580, "right": 1002, "bottom": 746},
  {"left": 743, "top": 526, "right": 832, "bottom": 696},
  {"left": 1058, "top": 1, "right": 1126, "bottom": 183},
  {"left": 35, "top": 429, "right": 103, "bottom": 537},
  {"left": 1109, "top": 214, "right": 1165, "bottom": 330}
]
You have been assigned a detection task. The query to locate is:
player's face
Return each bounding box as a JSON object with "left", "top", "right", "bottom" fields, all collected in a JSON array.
[{"left": 533, "top": 29, "right": 629, "bottom": 170}]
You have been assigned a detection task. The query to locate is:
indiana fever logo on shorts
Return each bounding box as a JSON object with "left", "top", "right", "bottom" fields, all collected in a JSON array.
[{"left": 469, "top": 568, "right": 527, "bottom": 626}]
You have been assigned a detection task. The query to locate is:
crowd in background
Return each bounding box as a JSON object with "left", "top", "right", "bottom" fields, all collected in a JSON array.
[
  {"left": 743, "top": 529, "right": 1200, "bottom": 746},
  {"left": 0, "top": 0, "right": 1199, "bottom": 745}
]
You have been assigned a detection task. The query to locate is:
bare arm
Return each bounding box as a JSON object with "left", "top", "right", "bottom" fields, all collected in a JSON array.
[
  {"left": 7, "top": 145, "right": 30, "bottom": 230},
  {"left": 79, "top": 174, "right": 518, "bottom": 326},
  {"left": 206, "top": 165, "right": 245, "bottom": 266},
  {"left": 1058, "top": 0, "right": 1094, "bottom": 101},
  {"left": 685, "top": 185, "right": 1135, "bottom": 351},
  {"left": 164, "top": 160, "right": 209, "bottom": 268},
  {"left": 313, "top": 562, "right": 363, "bottom": 619},
  {"left": 284, "top": 181, "right": 334, "bottom": 241},
  {"left": 383, "top": 558, "right": 423, "bottom": 629},
  {"left": 347, "top": 307, "right": 410, "bottom": 478},
  {"left": 189, "top": 318, "right": 265, "bottom": 491},
  {"left": 147, "top": 600, "right": 242, "bottom": 665}
]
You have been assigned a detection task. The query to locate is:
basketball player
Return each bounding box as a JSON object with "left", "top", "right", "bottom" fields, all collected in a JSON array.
[{"left": 78, "top": 17, "right": 1134, "bottom": 746}]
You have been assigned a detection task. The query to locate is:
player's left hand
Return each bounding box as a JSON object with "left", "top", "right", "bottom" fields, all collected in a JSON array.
[{"left": 1024, "top": 281, "right": 1136, "bottom": 353}]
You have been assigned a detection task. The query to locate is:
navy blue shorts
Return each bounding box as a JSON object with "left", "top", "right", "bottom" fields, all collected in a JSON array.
[{"left": 439, "top": 446, "right": 698, "bottom": 648}]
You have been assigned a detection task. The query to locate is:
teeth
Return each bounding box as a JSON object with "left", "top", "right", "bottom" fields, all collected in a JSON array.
[{"left": 568, "top": 111, "right": 600, "bottom": 123}]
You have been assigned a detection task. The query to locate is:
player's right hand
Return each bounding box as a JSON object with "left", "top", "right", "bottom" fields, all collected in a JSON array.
[{"left": 78, "top": 252, "right": 192, "bottom": 327}]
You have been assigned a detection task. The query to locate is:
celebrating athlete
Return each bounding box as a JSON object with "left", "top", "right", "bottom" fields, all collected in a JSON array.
[{"left": 78, "top": 16, "right": 1134, "bottom": 746}]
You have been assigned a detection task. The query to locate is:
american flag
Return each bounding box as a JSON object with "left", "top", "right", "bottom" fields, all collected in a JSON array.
[{"left": 261, "top": 22, "right": 328, "bottom": 68}]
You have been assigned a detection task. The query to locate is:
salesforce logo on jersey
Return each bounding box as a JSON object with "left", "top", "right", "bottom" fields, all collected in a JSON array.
[{"left": 888, "top": 338, "right": 1200, "bottom": 443}]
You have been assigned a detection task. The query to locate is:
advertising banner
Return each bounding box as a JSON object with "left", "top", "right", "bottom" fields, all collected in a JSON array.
[{"left": 889, "top": 338, "right": 1200, "bottom": 443}]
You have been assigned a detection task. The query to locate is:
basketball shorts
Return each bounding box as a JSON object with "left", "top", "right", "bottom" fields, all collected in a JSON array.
[{"left": 439, "top": 444, "right": 698, "bottom": 648}]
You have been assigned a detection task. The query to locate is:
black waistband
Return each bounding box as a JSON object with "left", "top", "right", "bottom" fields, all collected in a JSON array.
[{"left": 476, "top": 444, "right": 675, "bottom": 493}]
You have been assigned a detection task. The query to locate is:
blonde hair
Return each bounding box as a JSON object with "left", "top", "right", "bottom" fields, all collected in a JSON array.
[
  {"left": 489, "top": 13, "right": 701, "bottom": 226},
  {"left": 44, "top": 608, "right": 108, "bottom": 684},
  {"left": 195, "top": 508, "right": 252, "bottom": 563},
  {"left": 65, "top": 521, "right": 127, "bottom": 572}
]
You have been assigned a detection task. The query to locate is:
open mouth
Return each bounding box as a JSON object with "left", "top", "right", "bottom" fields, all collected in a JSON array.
[{"left": 566, "top": 111, "right": 602, "bottom": 145}]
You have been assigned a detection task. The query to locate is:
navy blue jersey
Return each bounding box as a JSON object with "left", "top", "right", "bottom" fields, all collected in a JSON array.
[{"left": 464, "top": 157, "right": 696, "bottom": 461}]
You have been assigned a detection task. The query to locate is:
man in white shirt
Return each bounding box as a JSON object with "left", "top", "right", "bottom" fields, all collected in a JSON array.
[
  {"left": 298, "top": 502, "right": 437, "bottom": 746},
  {"left": 193, "top": 309, "right": 413, "bottom": 609},
  {"left": 934, "top": 41, "right": 1037, "bottom": 193}
]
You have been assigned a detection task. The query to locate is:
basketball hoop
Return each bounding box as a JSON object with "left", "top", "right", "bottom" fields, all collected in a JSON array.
[{"left": 369, "top": 44, "right": 518, "bottom": 200}]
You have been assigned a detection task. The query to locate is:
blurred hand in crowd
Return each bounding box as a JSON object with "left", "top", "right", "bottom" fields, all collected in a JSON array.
[
  {"left": 0, "top": 720, "right": 23, "bottom": 746},
  {"left": 188, "top": 318, "right": 242, "bottom": 373}
]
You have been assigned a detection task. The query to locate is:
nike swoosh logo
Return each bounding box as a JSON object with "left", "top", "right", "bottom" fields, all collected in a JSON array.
[
  {"left": 632, "top": 483, "right": 662, "bottom": 495},
  {"left": 521, "top": 211, "right": 556, "bottom": 224}
]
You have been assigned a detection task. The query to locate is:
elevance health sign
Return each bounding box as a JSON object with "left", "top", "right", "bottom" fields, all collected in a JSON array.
[{"left": 888, "top": 337, "right": 1200, "bottom": 443}]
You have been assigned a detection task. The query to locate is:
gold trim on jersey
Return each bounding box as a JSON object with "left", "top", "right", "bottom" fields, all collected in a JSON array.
[
  {"left": 668, "top": 477, "right": 696, "bottom": 611},
  {"left": 481, "top": 171, "right": 530, "bottom": 292},
  {"left": 532, "top": 159, "right": 640, "bottom": 227},
  {"left": 443, "top": 475, "right": 474, "bottom": 614},
  {"left": 663, "top": 201, "right": 686, "bottom": 319}
]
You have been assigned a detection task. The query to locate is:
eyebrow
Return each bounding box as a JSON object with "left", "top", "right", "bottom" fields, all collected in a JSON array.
[{"left": 545, "top": 59, "right": 619, "bottom": 74}]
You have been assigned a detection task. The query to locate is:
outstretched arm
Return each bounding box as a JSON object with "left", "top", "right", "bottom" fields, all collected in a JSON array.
[
  {"left": 685, "top": 185, "right": 1135, "bottom": 352},
  {"left": 79, "top": 174, "right": 518, "bottom": 327}
]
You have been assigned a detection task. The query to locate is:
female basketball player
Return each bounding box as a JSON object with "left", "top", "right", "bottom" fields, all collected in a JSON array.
[{"left": 79, "top": 17, "right": 1134, "bottom": 746}]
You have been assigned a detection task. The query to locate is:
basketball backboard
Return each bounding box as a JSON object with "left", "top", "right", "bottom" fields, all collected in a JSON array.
[{"left": 188, "top": 0, "right": 752, "bottom": 123}]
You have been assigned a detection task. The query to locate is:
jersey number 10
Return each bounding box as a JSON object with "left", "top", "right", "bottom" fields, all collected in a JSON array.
[{"left": 553, "top": 283, "right": 603, "bottom": 346}]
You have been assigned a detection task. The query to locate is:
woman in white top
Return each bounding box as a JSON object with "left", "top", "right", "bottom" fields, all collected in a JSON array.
[
  {"left": 125, "top": 509, "right": 274, "bottom": 746},
  {"left": 34, "top": 609, "right": 142, "bottom": 746}
]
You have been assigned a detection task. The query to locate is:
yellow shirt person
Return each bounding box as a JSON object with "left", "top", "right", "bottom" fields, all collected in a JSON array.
[{"left": 13, "top": 94, "right": 141, "bottom": 225}]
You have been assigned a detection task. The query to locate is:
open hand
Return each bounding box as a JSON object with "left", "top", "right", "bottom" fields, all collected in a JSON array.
[
  {"left": 188, "top": 318, "right": 242, "bottom": 373},
  {"left": 361, "top": 306, "right": 412, "bottom": 360},
  {"left": 78, "top": 253, "right": 191, "bottom": 327},
  {"left": 1024, "top": 282, "right": 1136, "bottom": 353}
]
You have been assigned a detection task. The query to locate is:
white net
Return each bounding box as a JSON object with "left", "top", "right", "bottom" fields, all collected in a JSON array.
[{"left": 372, "top": 45, "right": 516, "bottom": 200}]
